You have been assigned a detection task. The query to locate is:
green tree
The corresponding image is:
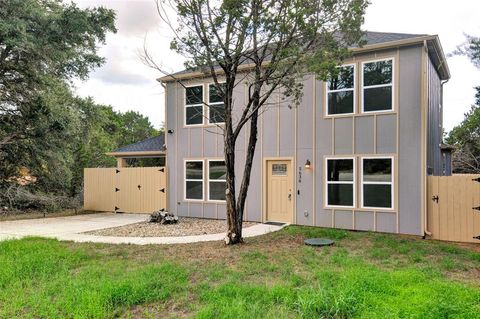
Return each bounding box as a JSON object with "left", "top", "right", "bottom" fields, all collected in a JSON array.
[
  {"left": 148, "top": 0, "right": 368, "bottom": 244},
  {"left": 0, "top": 0, "right": 116, "bottom": 191},
  {"left": 447, "top": 35, "right": 480, "bottom": 173},
  {"left": 118, "top": 111, "right": 158, "bottom": 147},
  {"left": 69, "top": 101, "right": 159, "bottom": 196}
]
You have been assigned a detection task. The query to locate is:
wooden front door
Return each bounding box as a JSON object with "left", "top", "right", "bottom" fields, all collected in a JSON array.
[{"left": 266, "top": 160, "right": 293, "bottom": 223}]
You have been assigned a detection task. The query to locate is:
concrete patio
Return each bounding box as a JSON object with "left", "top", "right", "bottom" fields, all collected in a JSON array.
[{"left": 0, "top": 213, "right": 285, "bottom": 245}]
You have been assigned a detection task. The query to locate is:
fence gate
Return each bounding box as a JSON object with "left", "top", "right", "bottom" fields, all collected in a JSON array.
[
  {"left": 84, "top": 167, "right": 167, "bottom": 213},
  {"left": 427, "top": 174, "right": 480, "bottom": 243}
]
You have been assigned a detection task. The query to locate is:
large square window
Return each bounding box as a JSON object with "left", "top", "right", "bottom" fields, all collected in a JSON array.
[
  {"left": 362, "top": 59, "right": 393, "bottom": 113},
  {"left": 325, "top": 158, "right": 355, "bottom": 207},
  {"left": 185, "top": 161, "right": 203, "bottom": 200},
  {"left": 185, "top": 86, "right": 204, "bottom": 125},
  {"left": 326, "top": 65, "right": 355, "bottom": 115},
  {"left": 361, "top": 157, "right": 393, "bottom": 209}
]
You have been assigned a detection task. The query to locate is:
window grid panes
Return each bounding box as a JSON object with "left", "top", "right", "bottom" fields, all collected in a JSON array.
[
  {"left": 326, "top": 158, "right": 355, "bottom": 207},
  {"left": 208, "top": 160, "right": 226, "bottom": 201},
  {"left": 185, "top": 85, "right": 204, "bottom": 125},
  {"left": 208, "top": 83, "right": 225, "bottom": 124},
  {"left": 361, "top": 157, "right": 393, "bottom": 209},
  {"left": 185, "top": 161, "right": 203, "bottom": 200},
  {"left": 326, "top": 65, "right": 355, "bottom": 115},
  {"left": 362, "top": 59, "right": 393, "bottom": 113}
]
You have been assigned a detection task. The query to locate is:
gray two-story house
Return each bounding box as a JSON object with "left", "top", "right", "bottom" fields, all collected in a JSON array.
[{"left": 159, "top": 31, "right": 450, "bottom": 236}]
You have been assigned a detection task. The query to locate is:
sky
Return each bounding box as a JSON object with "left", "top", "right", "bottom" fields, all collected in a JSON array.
[{"left": 74, "top": 0, "right": 480, "bottom": 132}]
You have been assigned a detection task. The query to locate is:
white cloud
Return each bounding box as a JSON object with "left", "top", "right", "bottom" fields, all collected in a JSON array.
[{"left": 74, "top": 0, "right": 480, "bottom": 132}]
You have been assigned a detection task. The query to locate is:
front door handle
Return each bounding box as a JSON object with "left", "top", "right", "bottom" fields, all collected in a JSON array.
[{"left": 288, "top": 193, "right": 292, "bottom": 201}]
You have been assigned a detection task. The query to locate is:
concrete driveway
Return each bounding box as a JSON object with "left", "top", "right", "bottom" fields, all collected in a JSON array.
[{"left": 0, "top": 213, "right": 284, "bottom": 245}]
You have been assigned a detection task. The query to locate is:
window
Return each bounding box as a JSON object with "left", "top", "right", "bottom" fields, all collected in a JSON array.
[
  {"left": 185, "top": 85, "right": 204, "bottom": 125},
  {"left": 272, "top": 164, "right": 287, "bottom": 176},
  {"left": 361, "top": 157, "right": 393, "bottom": 209},
  {"left": 208, "top": 83, "right": 226, "bottom": 124},
  {"left": 362, "top": 59, "right": 393, "bottom": 112},
  {"left": 325, "top": 158, "right": 355, "bottom": 207},
  {"left": 326, "top": 65, "right": 355, "bottom": 115},
  {"left": 208, "top": 160, "right": 227, "bottom": 201},
  {"left": 185, "top": 161, "right": 203, "bottom": 200}
]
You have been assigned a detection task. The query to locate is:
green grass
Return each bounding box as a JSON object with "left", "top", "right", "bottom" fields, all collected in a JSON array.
[{"left": 0, "top": 226, "right": 479, "bottom": 318}]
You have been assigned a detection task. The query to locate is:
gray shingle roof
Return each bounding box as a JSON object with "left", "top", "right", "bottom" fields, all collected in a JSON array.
[
  {"left": 360, "top": 31, "right": 426, "bottom": 45},
  {"left": 164, "top": 31, "right": 427, "bottom": 78},
  {"left": 114, "top": 134, "right": 165, "bottom": 153}
]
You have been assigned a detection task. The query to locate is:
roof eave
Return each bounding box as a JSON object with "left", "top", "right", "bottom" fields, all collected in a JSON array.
[
  {"left": 106, "top": 151, "right": 166, "bottom": 157},
  {"left": 427, "top": 35, "right": 451, "bottom": 81},
  {"left": 157, "top": 35, "right": 450, "bottom": 82}
]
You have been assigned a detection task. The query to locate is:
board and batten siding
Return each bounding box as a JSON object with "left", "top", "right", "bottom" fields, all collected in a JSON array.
[
  {"left": 426, "top": 54, "right": 444, "bottom": 176},
  {"left": 165, "top": 44, "right": 426, "bottom": 236}
]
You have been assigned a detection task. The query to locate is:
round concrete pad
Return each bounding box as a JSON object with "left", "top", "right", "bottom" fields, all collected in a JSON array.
[{"left": 304, "top": 238, "right": 334, "bottom": 247}]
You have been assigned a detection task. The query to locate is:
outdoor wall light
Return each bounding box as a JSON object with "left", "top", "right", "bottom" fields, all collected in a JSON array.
[{"left": 305, "top": 159, "right": 311, "bottom": 170}]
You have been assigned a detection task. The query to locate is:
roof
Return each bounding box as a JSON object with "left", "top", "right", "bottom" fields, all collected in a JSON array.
[
  {"left": 109, "top": 134, "right": 166, "bottom": 156},
  {"left": 159, "top": 31, "right": 450, "bottom": 82}
]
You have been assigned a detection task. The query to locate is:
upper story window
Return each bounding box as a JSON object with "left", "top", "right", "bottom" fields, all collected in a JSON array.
[
  {"left": 362, "top": 59, "right": 393, "bottom": 113},
  {"left": 185, "top": 85, "right": 204, "bottom": 126},
  {"left": 208, "top": 83, "right": 226, "bottom": 124},
  {"left": 326, "top": 65, "right": 355, "bottom": 115}
]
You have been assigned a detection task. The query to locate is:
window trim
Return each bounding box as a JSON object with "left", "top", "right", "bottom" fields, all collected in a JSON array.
[
  {"left": 361, "top": 58, "right": 395, "bottom": 114},
  {"left": 184, "top": 84, "right": 205, "bottom": 127},
  {"left": 360, "top": 156, "right": 394, "bottom": 210},
  {"left": 184, "top": 159, "right": 204, "bottom": 201},
  {"left": 325, "top": 63, "right": 356, "bottom": 117},
  {"left": 207, "top": 82, "right": 226, "bottom": 125},
  {"left": 324, "top": 157, "right": 356, "bottom": 209},
  {"left": 207, "top": 159, "right": 227, "bottom": 202}
]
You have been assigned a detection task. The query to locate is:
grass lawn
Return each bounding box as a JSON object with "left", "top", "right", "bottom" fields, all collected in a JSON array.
[{"left": 1, "top": 226, "right": 479, "bottom": 318}]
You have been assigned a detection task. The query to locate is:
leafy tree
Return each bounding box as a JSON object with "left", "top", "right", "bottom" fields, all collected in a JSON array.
[
  {"left": 148, "top": 0, "right": 368, "bottom": 244},
  {"left": 0, "top": 0, "right": 116, "bottom": 191},
  {"left": 118, "top": 111, "right": 159, "bottom": 147},
  {"left": 447, "top": 35, "right": 480, "bottom": 173},
  {"left": 70, "top": 101, "right": 159, "bottom": 196}
]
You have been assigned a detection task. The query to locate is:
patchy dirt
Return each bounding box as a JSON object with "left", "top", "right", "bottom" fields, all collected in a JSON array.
[
  {"left": 84, "top": 217, "right": 258, "bottom": 237},
  {"left": 0, "top": 209, "right": 97, "bottom": 222}
]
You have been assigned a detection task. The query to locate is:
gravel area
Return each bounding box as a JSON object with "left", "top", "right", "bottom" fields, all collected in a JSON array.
[{"left": 84, "top": 217, "right": 258, "bottom": 237}]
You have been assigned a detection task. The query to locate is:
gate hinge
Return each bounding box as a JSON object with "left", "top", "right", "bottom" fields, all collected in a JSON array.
[
  {"left": 114, "top": 206, "right": 119, "bottom": 211},
  {"left": 473, "top": 177, "right": 480, "bottom": 183},
  {"left": 116, "top": 169, "right": 120, "bottom": 174},
  {"left": 473, "top": 206, "right": 480, "bottom": 211},
  {"left": 160, "top": 188, "right": 165, "bottom": 193},
  {"left": 474, "top": 235, "right": 480, "bottom": 240},
  {"left": 115, "top": 188, "right": 120, "bottom": 192},
  {"left": 159, "top": 168, "right": 165, "bottom": 172},
  {"left": 432, "top": 195, "right": 439, "bottom": 203}
]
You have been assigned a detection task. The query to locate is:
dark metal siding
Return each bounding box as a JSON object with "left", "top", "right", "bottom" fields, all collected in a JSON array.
[{"left": 427, "top": 57, "right": 443, "bottom": 176}]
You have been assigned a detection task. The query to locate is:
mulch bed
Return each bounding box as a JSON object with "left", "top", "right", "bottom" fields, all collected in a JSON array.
[{"left": 84, "top": 217, "right": 258, "bottom": 237}]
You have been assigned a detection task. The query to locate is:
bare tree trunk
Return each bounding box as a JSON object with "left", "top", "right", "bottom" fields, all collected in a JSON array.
[{"left": 224, "top": 79, "right": 239, "bottom": 244}]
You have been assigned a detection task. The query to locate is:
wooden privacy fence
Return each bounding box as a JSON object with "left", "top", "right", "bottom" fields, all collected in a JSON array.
[
  {"left": 427, "top": 174, "right": 480, "bottom": 243},
  {"left": 84, "top": 167, "right": 167, "bottom": 213}
]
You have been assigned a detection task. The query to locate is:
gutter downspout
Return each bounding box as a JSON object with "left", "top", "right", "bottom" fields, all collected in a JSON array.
[{"left": 423, "top": 41, "right": 432, "bottom": 238}]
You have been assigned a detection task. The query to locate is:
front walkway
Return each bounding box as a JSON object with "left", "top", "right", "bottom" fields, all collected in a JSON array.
[{"left": 0, "top": 213, "right": 285, "bottom": 245}]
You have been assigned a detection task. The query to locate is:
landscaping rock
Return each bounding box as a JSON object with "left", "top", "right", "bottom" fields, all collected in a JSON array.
[{"left": 149, "top": 211, "right": 179, "bottom": 224}]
